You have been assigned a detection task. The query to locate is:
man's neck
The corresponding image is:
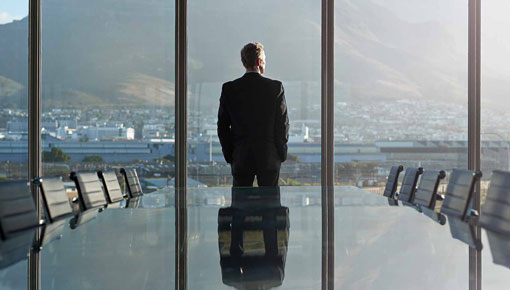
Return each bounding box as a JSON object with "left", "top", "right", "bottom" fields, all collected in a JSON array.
[{"left": 245, "top": 70, "right": 260, "bottom": 74}]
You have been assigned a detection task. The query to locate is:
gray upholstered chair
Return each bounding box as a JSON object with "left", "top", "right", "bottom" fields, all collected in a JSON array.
[
  {"left": 120, "top": 168, "right": 143, "bottom": 198},
  {"left": 0, "top": 180, "right": 38, "bottom": 268},
  {"left": 0, "top": 180, "right": 39, "bottom": 240},
  {"left": 441, "top": 169, "right": 482, "bottom": 250},
  {"left": 38, "top": 176, "right": 74, "bottom": 223},
  {"left": 413, "top": 170, "right": 447, "bottom": 224},
  {"left": 70, "top": 172, "right": 107, "bottom": 211},
  {"left": 36, "top": 176, "right": 75, "bottom": 248},
  {"left": 396, "top": 167, "right": 423, "bottom": 205},
  {"left": 98, "top": 171, "right": 127, "bottom": 206},
  {"left": 383, "top": 165, "right": 403, "bottom": 206}
]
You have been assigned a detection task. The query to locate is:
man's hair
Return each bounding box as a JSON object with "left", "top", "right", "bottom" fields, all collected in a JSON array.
[{"left": 240, "top": 42, "right": 264, "bottom": 69}]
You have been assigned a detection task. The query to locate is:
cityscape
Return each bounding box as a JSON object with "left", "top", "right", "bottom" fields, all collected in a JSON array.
[{"left": 1, "top": 91, "right": 509, "bottom": 190}]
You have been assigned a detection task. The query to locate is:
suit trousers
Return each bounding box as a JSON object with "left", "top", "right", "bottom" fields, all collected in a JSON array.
[{"left": 232, "top": 171, "right": 280, "bottom": 187}]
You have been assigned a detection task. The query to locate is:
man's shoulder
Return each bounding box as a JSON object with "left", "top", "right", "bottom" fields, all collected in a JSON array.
[
  {"left": 258, "top": 76, "right": 283, "bottom": 93},
  {"left": 222, "top": 75, "right": 283, "bottom": 91},
  {"left": 221, "top": 80, "right": 234, "bottom": 89},
  {"left": 264, "top": 77, "right": 284, "bottom": 94},
  {"left": 260, "top": 75, "right": 282, "bottom": 85}
]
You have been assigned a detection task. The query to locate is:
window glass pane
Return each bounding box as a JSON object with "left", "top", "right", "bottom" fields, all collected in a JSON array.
[
  {"left": 0, "top": 3, "right": 28, "bottom": 179},
  {"left": 40, "top": 0, "right": 175, "bottom": 288},
  {"left": 481, "top": 1, "right": 510, "bottom": 287},
  {"left": 188, "top": 0, "right": 321, "bottom": 187},
  {"left": 334, "top": 0, "right": 469, "bottom": 288},
  {"left": 0, "top": 1, "right": 29, "bottom": 289},
  {"left": 41, "top": 0, "right": 175, "bottom": 189},
  {"left": 187, "top": 1, "right": 322, "bottom": 289}
]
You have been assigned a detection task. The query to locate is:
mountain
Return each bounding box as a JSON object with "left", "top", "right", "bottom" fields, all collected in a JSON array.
[
  {"left": 0, "top": 0, "right": 175, "bottom": 109},
  {"left": 0, "top": 0, "right": 507, "bottom": 109},
  {"left": 0, "top": 75, "right": 24, "bottom": 108}
]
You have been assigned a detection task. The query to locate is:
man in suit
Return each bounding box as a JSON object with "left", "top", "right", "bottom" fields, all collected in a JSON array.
[{"left": 217, "top": 42, "right": 289, "bottom": 187}]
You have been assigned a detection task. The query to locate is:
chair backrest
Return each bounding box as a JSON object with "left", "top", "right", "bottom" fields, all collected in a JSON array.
[
  {"left": 383, "top": 165, "right": 403, "bottom": 198},
  {"left": 398, "top": 167, "right": 423, "bottom": 203},
  {"left": 120, "top": 168, "right": 143, "bottom": 198},
  {"left": 97, "top": 171, "right": 124, "bottom": 204},
  {"left": 38, "top": 177, "right": 74, "bottom": 223},
  {"left": 413, "top": 170, "right": 446, "bottom": 210},
  {"left": 440, "top": 169, "right": 482, "bottom": 221},
  {"left": 480, "top": 170, "right": 510, "bottom": 234},
  {"left": 0, "top": 180, "right": 39, "bottom": 240},
  {"left": 70, "top": 172, "right": 107, "bottom": 211}
]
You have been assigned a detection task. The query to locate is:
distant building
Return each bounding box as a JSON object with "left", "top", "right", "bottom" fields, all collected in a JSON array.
[
  {"left": 58, "top": 118, "right": 78, "bottom": 130},
  {"left": 42, "top": 120, "right": 58, "bottom": 132},
  {"left": 142, "top": 124, "right": 166, "bottom": 139},
  {"left": 77, "top": 125, "right": 135, "bottom": 141},
  {"left": 7, "top": 118, "right": 28, "bottom": 133},
  {"left": 42, "top": 134, "right": 172, "bottom": 162},
  {"left": 0, "top": 139, "right": 506, "bottom": 177}
]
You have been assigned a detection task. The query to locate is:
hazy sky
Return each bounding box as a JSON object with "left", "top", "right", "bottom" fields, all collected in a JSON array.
[
  {"left": 0, "top": 1, "right": 27, "bottom": 24},
  {"left": 371, "top": 0, "right": 466, "bottom": 24}
]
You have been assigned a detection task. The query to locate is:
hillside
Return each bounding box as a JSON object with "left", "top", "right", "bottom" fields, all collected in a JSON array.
[{"left": 2, "top": 0, "right": 507, "bottom": 109}]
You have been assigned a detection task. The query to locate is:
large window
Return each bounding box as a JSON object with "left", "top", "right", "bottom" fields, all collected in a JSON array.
[
  {"left": 334, "top": 0, "right": 468, "bottom": 190},
  {"left": 0, "top": 1, "right": 29, "bottom": 289},
  {"left": 187, "top": 0, "right": 321, "bottom": 187},
  {"left": 41, "top": 0, "right": 175, "bottom": 193},
  {"left": 40, "top": 0, "right": 175, "bottom": 288},
  {"left": 0, "top": 1, "right": 28, "bottom": 180},
  {"left": 334, "top": 0, "right": 469, "bottom": 288}
]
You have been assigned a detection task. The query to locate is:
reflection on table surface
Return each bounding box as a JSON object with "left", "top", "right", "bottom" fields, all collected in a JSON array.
[
  {"left": 218, "top": 187, "right": 289, "bottom": 290},
  {"left": 1, "top": 186, "right": 510, "bottom": 289}
]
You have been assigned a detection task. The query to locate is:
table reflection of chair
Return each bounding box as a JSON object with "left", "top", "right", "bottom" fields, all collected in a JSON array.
[
  {"left": 441, "top": 169, "right": 482, "bottom": 250},
  {"left": 69, "top": 209, "right": 99, "bottom": 230},
  {"left": 383, "top": 165, "right": 403, "bottom": 206},
  {"left": 0, "top": 180, "right": 39, "bottom": 269},
  {"left": 480, "top": 170, "right": 510, "bottom": 269},
  {"left": 218, "top": 187, "right": 289, "bottom": 290},
  {"left": 413, "top": 170, "right": 447, "bottom": 225},
  {"left": 0, "top": 229, "right": 36, "bottom": 269}
]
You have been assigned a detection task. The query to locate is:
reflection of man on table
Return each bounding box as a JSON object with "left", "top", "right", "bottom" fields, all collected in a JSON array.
[{"left": 218, "top": 187, "right": 289, "bottom": 289}]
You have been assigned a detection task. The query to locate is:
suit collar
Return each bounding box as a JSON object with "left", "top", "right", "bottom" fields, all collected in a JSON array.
[{"left": 242, "top": 72, "right": 262, "bottom": 78}]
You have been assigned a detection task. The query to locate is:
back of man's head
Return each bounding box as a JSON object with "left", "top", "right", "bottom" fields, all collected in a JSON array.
[{"left": 241, "top": 42, "right": 264, "bottom": 70}]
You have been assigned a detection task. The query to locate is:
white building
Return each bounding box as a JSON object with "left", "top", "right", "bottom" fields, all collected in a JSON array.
[{"left": 77, "top": 124, "right": 135, "bottom": 141}]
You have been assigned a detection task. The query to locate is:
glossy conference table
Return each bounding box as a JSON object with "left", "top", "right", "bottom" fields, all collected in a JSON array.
[{"left": 0, "top": 186, "right": 509, "bottom": 290}]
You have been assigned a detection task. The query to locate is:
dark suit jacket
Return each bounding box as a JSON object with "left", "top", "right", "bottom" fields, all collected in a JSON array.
[{"left": 217, "top": 72, "right": 289, "bottom": 174}]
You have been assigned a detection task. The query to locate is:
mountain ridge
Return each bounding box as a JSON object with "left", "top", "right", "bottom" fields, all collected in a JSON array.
[{"left": 2, "top": 0, "right": 505, "bottom": 109}]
